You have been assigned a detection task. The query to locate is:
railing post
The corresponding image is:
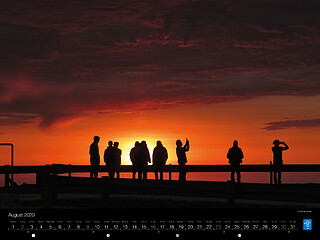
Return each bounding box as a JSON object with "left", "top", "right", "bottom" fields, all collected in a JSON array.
[
  {"left": 169, "top": 164, "right": 172, "bottom": 181},
  {"left": 11, "top": 144, "right": 14, "bottom": 188},
  {"left": 68, "top": 164, "right": 72, "bottom": 178},
  {"left": 270, "top": 161, "right": 273, "bottom": 185}
]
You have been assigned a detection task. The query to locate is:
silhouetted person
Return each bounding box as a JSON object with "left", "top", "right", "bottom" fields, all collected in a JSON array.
[
  {"left": 227, "top": 140, "right": 244, "bottom": 183},
  {"left": 139, "top": 141, "right": 151, "bottom": 180},
  {"left": 152, "top": 141, "right": 168, "bottom": 180},
  {"left": 176, "top": 138, "right": 189, "bottom": 182},
  {"left": 104, "top": 141, "right": 115, "bottom": 179},
  {"left": 113, "top": 142, "right": 122, "bottom": 179},
  {"left": 130, "top": 141, "right": 141, "bottom": 179},
  {"left": 89, "top": 136, "right": 100, "bottom": 179},
  {"left": 272, "top": 140, "right": 289, "bottom": 184}
]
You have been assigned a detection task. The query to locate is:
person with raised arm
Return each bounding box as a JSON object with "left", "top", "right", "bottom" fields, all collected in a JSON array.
[
  {"left": 272, "top": 140, "right": 289, "bottom": 184},
  {"left": 176, "top": 138, "right": 189, "bottom": 182}
]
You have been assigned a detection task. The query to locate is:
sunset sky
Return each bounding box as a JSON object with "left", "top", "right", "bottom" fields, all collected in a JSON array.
[{"left": 0, "top": 0, "right": 320, "bottom": 182}]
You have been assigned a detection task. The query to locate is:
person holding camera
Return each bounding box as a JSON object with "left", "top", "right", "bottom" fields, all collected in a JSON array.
[
  {"left": 272, "top": 140, "right": 289, "bottom": 184},
  {"left": 176, "top": 138, "right": 190, "bottom": 182}
]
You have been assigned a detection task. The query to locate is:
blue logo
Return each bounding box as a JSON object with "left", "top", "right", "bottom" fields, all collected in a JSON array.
[{"left": 303, "top": 219, "right": 312, "bottom": 230}]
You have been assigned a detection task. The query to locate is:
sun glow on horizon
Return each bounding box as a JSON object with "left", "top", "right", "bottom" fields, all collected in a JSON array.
[{"left": 112, "top": 136, "right": 177, "bottom": 166}]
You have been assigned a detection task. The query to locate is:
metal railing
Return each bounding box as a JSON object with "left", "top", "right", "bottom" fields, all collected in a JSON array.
[
  {"left": 1, "top": 163, "right": 320, "bottom": 186},
  {"left": 0, "top": 143, "right": 14, "bottom": 189}
]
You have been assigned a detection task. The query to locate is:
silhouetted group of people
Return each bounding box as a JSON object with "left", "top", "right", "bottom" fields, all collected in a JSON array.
[
  {"left": 90, "top": 136, "right": 289, "bottom": 184},
  {"left": 104, "top": 141, "right": 122, "bottom": 179},
  {"left": 89, "top": 137, "right": 178, "bottom": 180},
  {"left": 130, "top": 141, "right": 151, "bottom": 180}
]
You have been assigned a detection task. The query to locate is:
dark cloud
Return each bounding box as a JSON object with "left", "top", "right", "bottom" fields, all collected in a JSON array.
[
  {"left": 263, "top": 118, "right": 320, "bottom": 130},
  {"left": 0, "top": 0, "right": 320, "bottom": 127},
  {"left": 0, "top": 113, "right": 39, "bottom": 126}
]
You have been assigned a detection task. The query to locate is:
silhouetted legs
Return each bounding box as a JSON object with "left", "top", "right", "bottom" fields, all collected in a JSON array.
[
  {"left": 231, "top": 170, "right": 241, "bottom": 183},
  {"left": 274, "top": 165, "right": 282, "bottom": 184},
  {"left": 137, "top": 165, "right": 148, "bottom": 180},
  {"left": 90, "top": 161, "right": 99, "bottom": 179},
  {"left": 143, "top": 171, "right": 147, "bottom": 180},
  {"left": 230, "top": 164, "right": 241, "bottom": 183},
  {"left": 274, "top": 171, "right": 282, "bottom": 184},
  {"left": 179, "top": 163, "right": 187, "bottom": 182},
  {"left": 108, "top": 170, "right": 115, "bottom": 179},
  {"left": 90, "top": 171, "right": 98, "bottom": 179},
  {"left": 132, "top": 165, "right": 137, "bottom": 179},
  {"left": 136, "top": 170, "right": 147, "bottom": 180},
  {"left": 154, "top": 165, "right": 164, "bottom": 180},
  {"left": 154, "top": 171, "right": 163, "bottom": 180}
]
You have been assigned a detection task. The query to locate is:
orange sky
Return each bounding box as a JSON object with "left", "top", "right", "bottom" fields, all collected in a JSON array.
[{"left": 1, "top": 95, "right": 319, "bottom": 168}]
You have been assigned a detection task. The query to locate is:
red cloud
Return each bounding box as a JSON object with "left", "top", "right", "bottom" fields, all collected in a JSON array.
[
  {"left": 0, "top": 77, "right": 48, "bottom": 103},
  {"left": 0, "top": 0, "right": 319, "bottom": 128}
]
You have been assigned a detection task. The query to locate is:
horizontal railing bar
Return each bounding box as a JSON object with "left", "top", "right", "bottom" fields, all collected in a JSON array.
[{"left": 0, "top": 164, "right": 320, "bottom": 174}]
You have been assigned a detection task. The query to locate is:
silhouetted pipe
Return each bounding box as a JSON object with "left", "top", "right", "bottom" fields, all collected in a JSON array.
[
  {"left": 4, "top": 165, "right": 10, "bottom": 188},
  {"left": 0, "top": 143, "right": 14, "bottom": 189}
]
